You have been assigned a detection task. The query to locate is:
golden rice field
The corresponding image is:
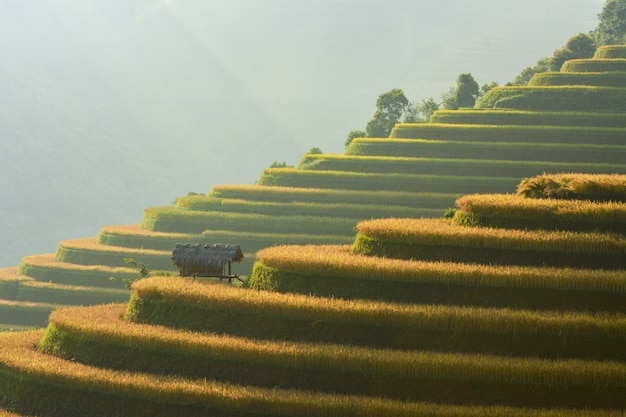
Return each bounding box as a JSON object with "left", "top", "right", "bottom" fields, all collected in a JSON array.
[
  {"left": 0, "top": 267, "right": 29, "bottom": 283},
  {"left": 456, "top": 193, "right": 626, "bottom": 220},
  {"left": 8, "top": 330, "right": 617, "bottom": 417},
  {"left": 39, "top": 304, "right": 626, "bottom": 392},
  {"left": 3, "top": 50, "right": 626, "bottom": 416},
  {"left": 354, "top": 218, "right": 626, "bottom": 255},
  {"left": 254, "top": 245, "right": 626, "bottom": 293},
  {"left": 453, "top": 193, "right": 626, "bottom": 233},
  {"left": 130, "top": 276, "right": 626, "bottom": 340}
]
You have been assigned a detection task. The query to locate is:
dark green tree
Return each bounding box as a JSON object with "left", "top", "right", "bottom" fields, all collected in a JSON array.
[
  {"left": 478, "top": 81, "right": 499, "bottom": 99},
  {"left": 509, "top": 57, "right": 550, "bottom": 86},
  {"left": 593, "top": 0, "right": 626, "bottom": 45},
  {"left": 270, "top": 160, "right": 294, "bottom": 168},
  {"left": 403, "top": 98, "right": 441, "bottom": 123},
  {"left": 365, "top": 88, "right": 409, "bottom": 138},
  {"left": 441, "top": 85, "right": 457, "bottom": 110},
  {"left": 549, "top": 33, "right": 597, "bottom": 71},
  {"left": 418, "top": 98, "right": 441, "bottom": 121},
  {"left": 455, "top": 73, "right": 479, "bottom": 108},
  {"left": 442, "top": 73, "right": 479, "bottom": 110},
  {"left": 402, "top": 101, "right": 421, "bottom": 123},
  {"left": 345, "top": 130, "right": 367, "bottom": 148}
]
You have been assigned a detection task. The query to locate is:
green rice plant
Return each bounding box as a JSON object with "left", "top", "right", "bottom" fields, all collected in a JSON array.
[
  {"left": 0, "top": 267, "right": 30, "bottom": 300},
  {"left": 390, "top": 123, "right": 626, "bottom": 146},
  {"left": 594, "top": 45, "right": 626, "bottom": 59},
  {"left": 141, "top": 206, "right": 362, "bottom": 235},
  {"left": 210, "top": 184, "right": 457, "bottom": 208},
  {"left": 346, "top": 138, "right": 626, "bottom": 164},
  {"left": 0, "top": 299, "right": 57, "bottom": 327},
  {"left": 257, "top": 168, "right": 516, "bottom": 194},
  {"left": 352, "top": 218, "right": 626, "bottom": 269},
  {"left": 429, "top": 109, "right": 626, "bottom": 128},
  {"left": 97, "top": 224, "right": 214, "bottom": 250},
  {"left": 18, "top": 253, "right": 138, "bottom": 288},
  {"left": 177, "top": 195, "right": 438, "bottom": 219},
  {"left": 475, "top": 86, "right": 626, "bottom": 111},
  {"left": 528, "top": 72, "right": 626, "bottom": 87},
  {"left": 297, "top": 154, "right": 626, "bottom": 178},
  {"left": 516, "top": 173, "right": 626, "bottom": 202},
  {"left": 54, "top": 238, "right": 174, "bottom": 270},
  {"left": 35, "top": 303, "right": 626, "bottom": 406},
  {"left": 98, "top": 224, "right": 352, "bottom": 253},
  {"left": 15, "top": 280, "right": 129, "bottom": 306},
  {"left": 453, "top": 193, "right": 626, "bottom": 234},
  {"left": 561, "top": 59, "right": 626, "bottom": 73},
  {"left": 248, "top": 245, "right": 626, "bottom": 312}
]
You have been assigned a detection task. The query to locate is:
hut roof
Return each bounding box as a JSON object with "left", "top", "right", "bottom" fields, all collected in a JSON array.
[{"left": 171, "top": 243, "right": 244, "bottom": 269}]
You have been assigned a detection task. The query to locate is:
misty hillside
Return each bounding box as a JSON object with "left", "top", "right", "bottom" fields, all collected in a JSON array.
[{"left": 0, "top": 0, "right": 600, "bottom": 267}]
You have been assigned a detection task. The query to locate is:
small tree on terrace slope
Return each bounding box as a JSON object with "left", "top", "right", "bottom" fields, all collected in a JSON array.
[
  {"left": 404, "top": 98, "right": 441, "bottom": 123},
  {"left": 345, "top": 130, "right": 367, "bottom": 148},
  {"left": 549, "top": 33, "right": 597, "bottom": 71},
  {"left": 442, "top": 73, "right": 479, "bottom": 110},
  {"left": 365, "top": 88, "right": 409, "bottom": 138}
]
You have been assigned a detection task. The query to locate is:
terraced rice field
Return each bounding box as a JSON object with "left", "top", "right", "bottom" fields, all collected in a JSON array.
[{"left": 1, "top": 44, "right": 625, "bottom": 417}]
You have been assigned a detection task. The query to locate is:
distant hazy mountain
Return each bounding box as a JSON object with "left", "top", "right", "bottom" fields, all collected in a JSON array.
[{"left": 0, "top": 0, "right": 601, "bottom": 266}]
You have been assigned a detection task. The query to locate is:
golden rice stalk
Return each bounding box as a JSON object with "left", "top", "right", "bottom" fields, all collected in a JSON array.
[
  {"left": 455, "top": 193, "right": 626, "bottom": 224},
  {"left": 48, "top": 304, "right": 626, "bottom": 388},
  {"left": 134, "top": 274, "right": 626, "bottom": 338},
  {"left": 355, "top": 218, "right": 626, "bottom": 255},
  {"left": 5, "top": 331, "right": 619, "bottom": 417}
]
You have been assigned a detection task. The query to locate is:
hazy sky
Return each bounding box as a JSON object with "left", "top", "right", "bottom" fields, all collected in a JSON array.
[{"left": 0, "top": 0, "right": 608, "bottom": 266}]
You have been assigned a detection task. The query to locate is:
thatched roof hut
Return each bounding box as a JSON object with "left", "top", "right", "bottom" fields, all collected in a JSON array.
[{"left": 171, "top": 243, "right": 244, "bottom": 279}]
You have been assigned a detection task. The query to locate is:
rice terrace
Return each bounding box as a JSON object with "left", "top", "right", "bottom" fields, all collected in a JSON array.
[{"left": 2, "top": 9, "right": 626, "bottom": 417}]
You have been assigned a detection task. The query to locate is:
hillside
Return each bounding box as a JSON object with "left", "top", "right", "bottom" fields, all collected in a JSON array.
[
  {"left": 1, "top": 44, "right": 626, "bottom": 331},
  {"left": 0, "top": 0, "right": 601, "bottom": 267},
  {"left": 0, "top": 32, "right": 625, "bottom": 417}
]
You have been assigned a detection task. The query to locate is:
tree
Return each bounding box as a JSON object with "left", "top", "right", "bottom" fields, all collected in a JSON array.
[
  {"left": 442, "top": 73, "right": 479, "bottom": 110},
  {"left": 402, "top": 101, "right": 421, "bottom": 123},
  {"left": 441, "top": 85, "right": 457, "bottom": 110},
  {"left": 478, "top": 81, "right": 499, "bottom": 99},
  {"left": 509, "top": 57, "right": 550, "bottom": 86},
  {"left": 403, "top": 98, "right": 441, "bottom": 123},
  {"left": 593, "top": 0, "right": 626, "bottom": 45},
  {"left": 365, "top": 88, "right": 409, "bottom": 138},
  {"left": 345, "top": 130, "right": 367, "bottom": 148},
  {"left": 549, "top": 33, "right": 596, "bottom": 71},
  {"left": 308, "top": 147, "right": 323, "bottom": 154},
  {"left": 455, "top": 73, "right": 479, "bottom": 108},
  {"left": 269, "top": 160, "right": 293, "bottom": 168},
  {"left": 419, "top": 98, "right": 440, "bottom": 121}
]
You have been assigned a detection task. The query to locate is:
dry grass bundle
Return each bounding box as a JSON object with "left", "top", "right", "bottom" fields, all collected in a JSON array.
[{"left": 516, "top": 173, "right": 626, "bottom": 202}]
